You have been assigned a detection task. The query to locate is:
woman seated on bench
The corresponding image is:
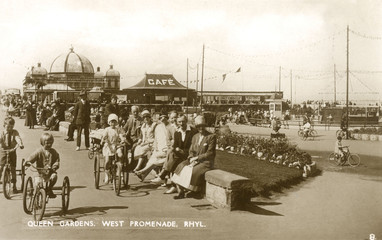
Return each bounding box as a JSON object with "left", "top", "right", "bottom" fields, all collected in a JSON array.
[{"left": 171, "top": 115, "right": 216, "bottom": 199}]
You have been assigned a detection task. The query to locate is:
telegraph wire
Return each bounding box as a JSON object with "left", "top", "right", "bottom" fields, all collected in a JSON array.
[{"left": 349, "top": 29, "right": 382, "bottom": 40}]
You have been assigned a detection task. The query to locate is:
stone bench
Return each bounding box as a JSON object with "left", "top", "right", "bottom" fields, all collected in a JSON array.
[
  {"left": 205, "top": 169, "right": 252, "bottom": 211},
  {"left": 59, "top": 121, "right": 72, "bottom": 136}
]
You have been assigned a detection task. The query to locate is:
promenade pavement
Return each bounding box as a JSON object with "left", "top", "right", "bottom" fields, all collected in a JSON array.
[{"left": 0, "top": 112, "right": 381, "bottom": 240}]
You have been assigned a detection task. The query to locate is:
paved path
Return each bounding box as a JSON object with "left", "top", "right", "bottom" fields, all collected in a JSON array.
[{"left": 0, "top": 113, "right": 381, "bottom": 240}]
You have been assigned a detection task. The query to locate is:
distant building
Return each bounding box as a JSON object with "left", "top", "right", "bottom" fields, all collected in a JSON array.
[
  {"left": 122, "top": 73, "right": 196, "bottom": 104},
  {"left": 23, "top": 47, "right": 120, "bottom": 102}
]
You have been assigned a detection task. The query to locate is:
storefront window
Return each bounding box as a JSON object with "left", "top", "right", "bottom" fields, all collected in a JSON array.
[{"left": 155, "top": 95, "right": 169, "bottom": 101}]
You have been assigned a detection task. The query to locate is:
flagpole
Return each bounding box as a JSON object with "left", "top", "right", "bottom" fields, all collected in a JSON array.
[
  {"left": 200, "top": 44, "right": 205, "bottom": 113},
  {"left": 186, "top": 58, "right": 189, "bottom": 116},
  {"left": 279, "top": 66, "right": 281, "bottom": 92},
  {"left": 195, "top": 63, "right": 199, "bottom": 112}
]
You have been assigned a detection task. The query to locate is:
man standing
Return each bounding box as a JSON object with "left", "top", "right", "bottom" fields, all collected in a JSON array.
[{"left": 72, "top": 91, "right": 91, "bottom": 151}]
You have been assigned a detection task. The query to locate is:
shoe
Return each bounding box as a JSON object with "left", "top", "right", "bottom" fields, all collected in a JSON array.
[
  {"left": 76, "top": 147, "right": 80, "bottom": 151},
  {"left": 173, "top": 192, "right": 185, "bottom": 199},
  {"left": 160, "top": 182, "right": 167, "bottom": 187},
  {"left": 12, "top": 188, "right": 18, "bottom": 194},
  {"left": 186, "top": 191, "right": 203, "bottom": 199},
  {"left": 43, "top": 128, "right": 50, "bottom": 131},
  {"left": 164, "top": 186, "right": 177, "bottom": 194},
  {"left": 65, "top": 138, "right": 74, "bottom": 141},
  {"left": 135, "top": 172, "right": 144, "bottom": 182},
  {"left": 150, "top": 177, "right": 164, "bottom": 184}
]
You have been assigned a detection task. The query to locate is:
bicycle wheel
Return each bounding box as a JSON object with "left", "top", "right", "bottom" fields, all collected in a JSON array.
[
  {"left": 33, "top": 188, "right": 46, "bottom": 221},
  {"left": 122, "top": 155, "right": 129, "bottom": 189},
  {"left": 113, "top": 165, "right": 121, "bottom": 196},
  {"left": 348, "top": 154, "right": 361, "bottom": 167},
  {"left": 3, "top": 168, "right": 12, "bottom": 199},
  {"left": 298, "top": 130, "right": 304, "bottom": 138},
  {"left": 20, "top": 159, "right": 26, "bottom": 191},
  {"left": 328, "top": 152, "right": 340, "bottom": 166},
  {"left": 310, "top": 130, "right": 317, "bottom": 139},
  {"left": 61, "top": 176, "right": 70, "bottom": 213},
  {"left": 337, "top": 130, "right": 346, "bottom": 138},
  {"left": 94, "top": 155, "right": 100, "bottom": 189},
  {"left": 23, "top": 177, "right": 34, "bottom": 214}
]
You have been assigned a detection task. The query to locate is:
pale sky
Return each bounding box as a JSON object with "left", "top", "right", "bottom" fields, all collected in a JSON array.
[{"left": 0, "top": 0, "right": 381, "bottom": 103}]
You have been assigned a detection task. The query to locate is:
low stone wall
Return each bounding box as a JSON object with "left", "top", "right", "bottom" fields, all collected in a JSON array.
[
  {"left": 352, "top": 133, "right": 382, "bottom": 141},
  {"left": 205, "top": 169, "right": 251, "bottom": 211}
]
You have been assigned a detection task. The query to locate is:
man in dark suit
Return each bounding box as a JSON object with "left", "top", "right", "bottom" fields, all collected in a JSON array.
[
  {"left": 102, "top": 95, "right": 119, "bottom": 128},
  {"left": 123, "top": 105, "right": 142, "bottom": 153},
  {"left": 72, "top": 91, "right": 91, "bottom": 151},
  {"left": 151, "top": 115, "right": 197, "bottom": 193}
]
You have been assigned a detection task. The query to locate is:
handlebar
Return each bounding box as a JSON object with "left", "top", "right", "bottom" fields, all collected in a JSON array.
[{"left": 24, "top": 163, "right": 54, "bottom": 172}]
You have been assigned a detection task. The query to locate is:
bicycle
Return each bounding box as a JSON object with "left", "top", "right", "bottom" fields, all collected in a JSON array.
[
  {"left": 93, "top": 142, "right": 129, "bottom": 196},
  {"left": 22, "top": 164, "right": 70, "bottom": 221},
  {"left": 336, "top": 129, "right": 349, "bottom": 139},
  {"left": 1, "top": 150, "right": 26, "bottom": 199},
  {"left": 298, "top": 127, "right": 317, "bottom": 141},
  {"left": 328, "top": 146, "right": 361, "bottom": 167}
]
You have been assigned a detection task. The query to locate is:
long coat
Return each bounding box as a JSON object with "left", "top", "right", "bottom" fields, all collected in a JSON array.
[
  {"left": 173, "top": 131, "right": 216, "bottom": 192},
  {"left": 72, "top": 100, "right": 91, "bottom": 126},
  {"left": 24, "top": 101, "right": 36, "bottom": 127}
]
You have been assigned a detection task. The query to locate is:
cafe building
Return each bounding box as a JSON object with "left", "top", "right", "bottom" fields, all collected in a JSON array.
[{"left": 122, "top": 73, "right": 196, "bottom": 105}]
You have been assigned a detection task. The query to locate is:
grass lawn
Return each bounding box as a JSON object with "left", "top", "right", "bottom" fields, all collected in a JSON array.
[{"left": 214, "top": 150, "right": 304, "bottom": 196}]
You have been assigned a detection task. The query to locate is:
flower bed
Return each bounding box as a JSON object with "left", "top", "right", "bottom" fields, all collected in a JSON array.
[{"left": 216, "top": 131, "right": 316, "bottom": 178}]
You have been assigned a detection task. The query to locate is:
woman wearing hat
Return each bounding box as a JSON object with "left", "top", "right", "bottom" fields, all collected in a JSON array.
[
  {"left": 135, "top": 111, "right": 172, "bottom": 182},
  {"left": 132, "top": 110, "right": 156, "bottom": 172},
  {"left": 171, "top": 115, "right": 216, "bottom": 199}
]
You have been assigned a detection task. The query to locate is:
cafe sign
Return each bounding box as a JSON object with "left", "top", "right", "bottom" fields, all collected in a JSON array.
[{"left": 147, "top": 78, "right": 176, "bottom": 86}]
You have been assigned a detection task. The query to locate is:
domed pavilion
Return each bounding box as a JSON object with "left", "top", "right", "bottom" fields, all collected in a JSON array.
[{"left": 23, "top": 47, "right": 120, "bottom": 102}]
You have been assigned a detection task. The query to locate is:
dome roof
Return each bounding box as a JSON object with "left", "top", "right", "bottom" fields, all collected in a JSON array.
[
  {"left": 105, "top": 65, "right": 120, "bottom": 77},
  {"left": 50, "top": 47, "right": 94, "bottom": 74},
  {"left": 32, "top": 63, "right": 48, "bottom": 76},
  {"left": 94, "top": 67, "right": 104, "bottom": 79},
  {"left": 25, "top": 67, "right": 32, "bottom": 78}
]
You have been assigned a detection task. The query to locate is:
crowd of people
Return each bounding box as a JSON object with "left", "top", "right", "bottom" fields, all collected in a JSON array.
[
  {"left": 218, "top": 108, "right": 291, "bottom": 130},
  {"left": 1, "top": 90, "right": 217, "bottom": 200}
]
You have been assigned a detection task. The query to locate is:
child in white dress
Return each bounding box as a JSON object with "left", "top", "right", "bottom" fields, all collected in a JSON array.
[{"left": 102, "top": 114, "right": 125, "bottom": 183}]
